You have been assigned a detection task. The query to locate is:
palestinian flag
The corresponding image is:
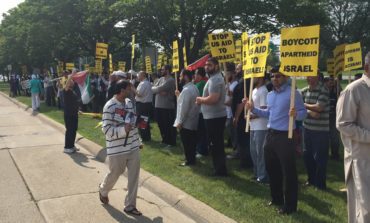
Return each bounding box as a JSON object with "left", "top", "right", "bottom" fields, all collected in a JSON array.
[
  {"left": 186, "top": 54, "right": 210, "bottom": 71},
  {"left": 71, "top": 70, "right": 92, "bottom": 104}
]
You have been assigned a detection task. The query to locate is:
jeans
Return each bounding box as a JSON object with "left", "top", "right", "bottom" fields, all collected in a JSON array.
[
  {"left": 31, "top": 93, "right": 40, "bottom": 111},
  {"left": 250, "top": 130, "right": 268, "bottom": 181},
  {"left": 303, "top": 128, "right": 329, "bottom": 189}
]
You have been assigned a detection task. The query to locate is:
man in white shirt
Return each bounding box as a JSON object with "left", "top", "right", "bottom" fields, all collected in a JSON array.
[
  {"left": 250, "top": 77, "right": 269, "bottom": 183},
  {"left": 135, "top": 71, "right": 153, "bottom": 141},
  {"left": 174, "top": 70, "right": 200, "bottom": 166}
]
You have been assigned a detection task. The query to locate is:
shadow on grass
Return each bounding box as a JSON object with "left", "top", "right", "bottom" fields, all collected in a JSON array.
[
  {"left": 188, "top": 157, "right": 269, "bottom": 200},
  {"left": 102, "top": 204, "right": 163, "bottom": 223},
  {"left": 299, "top": 192, "right": 334, "bottom": 216},
  {"left": 291, "top": 208, "right": 327, "bottom": 223}
]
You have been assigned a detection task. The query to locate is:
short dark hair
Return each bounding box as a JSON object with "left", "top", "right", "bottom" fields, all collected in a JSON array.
[
  {"left": 270, "top": 65, "right": 280, "bottom": 73},
  {"left": 114, "top": 80, "right": 131, "bottom": 95},
  {"left": 207, "top": 57, "right": 219, "bottom": 65},
  {"left": 196, "top": 67, "right": 206, "bottom": 77},
  {"left": 181, "top": 69, "right": 193, "bottom": 80},
  {"left": 225, "top": 62, "right": 235, "bottom": 72}
]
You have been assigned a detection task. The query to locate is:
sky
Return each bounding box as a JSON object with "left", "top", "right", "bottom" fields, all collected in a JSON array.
[{"left": 0, "top": 0, "right": 24, "bottom": 22}]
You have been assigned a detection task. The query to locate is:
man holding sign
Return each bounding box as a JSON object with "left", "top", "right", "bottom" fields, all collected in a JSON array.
[{"left": 245, "top": 66, "right": 306, "bottom": 214}]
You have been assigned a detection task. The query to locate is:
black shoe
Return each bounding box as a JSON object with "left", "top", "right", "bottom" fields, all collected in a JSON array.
[{"left": 278, "top": 206, "right": 297, "bottom": 215}]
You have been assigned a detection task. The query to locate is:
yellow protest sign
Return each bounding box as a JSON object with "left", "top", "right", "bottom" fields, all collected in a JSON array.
[
  {"left": 131, "top": 35, "right": 135, "bottom": 60},
  {"left": 241, "top": 32, "right": 249, "bottom": 78},
  {"left": 244, "top": 33, "right": 270, "bottom": 79},
  {"left": 280, "top": 25, "right": 320, "bottom": 76},
  {"left": 326, "top": 58, "right": 334, "bottom": 75},
  {"left": 344, "top": 42, "right": 362, "bottom": 71},
  {"left": 333, "top": 44, "right": 345, "bottom": 76},
  {"left": 163, "top": 54, "right": 168, "bottom": 64},
  {"left": 95, "top": 59, "right": 102, "bottom": 74},
  {"left": 145, "top": 56, "right": 152, "bottom": 74},
  {"left": 208, "top": 32, "right": 236, "bottom": 62},
  {"left": 235, "top": 39, "right": 242, "bottom": 64},
  {"left": 183, "top": 47, "right": 188, "bottom": 67},
  {"left": 157, "top": 53, "right": 163, "bottom": 70},
  {"left": 96, "top": 42, "right": 108, "bottom": 59},
  {"left": 66, "top": 63, "right": 75, "bottom": 71},
  {"left": 172, "top": 40, "right": 180, "bottom": 72},
  {"left": 118, "top": 61, "right": 126, "bottom": 71}
]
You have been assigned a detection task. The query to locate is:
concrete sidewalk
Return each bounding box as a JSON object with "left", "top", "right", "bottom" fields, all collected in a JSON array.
[{"left": 0, "top": 93, "right": 236, "bottom": 223}]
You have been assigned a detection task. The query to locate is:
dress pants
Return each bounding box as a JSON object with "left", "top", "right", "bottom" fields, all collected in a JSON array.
[
  {"left": 136, "top": 102, "right": 152, "bottom": 141},
  {"left": 180, "top": 128, "right": 197, "bottom": 164},
  {"left": 205, "top": 117, "right": 227, "bottom": 175},
  {"left": 264, "top": 129, "right": 298, "bottom": 210},
  {"left": 64, "top": 114, "right": 78, "bottom": 149},
  {"left": 155, "top": 108, "right": 176, "bottom": 146}
]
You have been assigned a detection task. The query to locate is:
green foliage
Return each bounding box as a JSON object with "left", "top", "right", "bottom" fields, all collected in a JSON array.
[{"left": 0, "top": 0, "right": 369, "bottom": 73}]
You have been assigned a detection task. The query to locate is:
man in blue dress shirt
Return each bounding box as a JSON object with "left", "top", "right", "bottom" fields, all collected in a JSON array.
[{"left": 245, "top": 66, "right": 307, "bottom": 215}]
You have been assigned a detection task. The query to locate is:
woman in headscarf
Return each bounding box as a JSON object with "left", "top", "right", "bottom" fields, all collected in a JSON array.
[{"left": 29, "top": 74, "right": 42, "bottom": 112}]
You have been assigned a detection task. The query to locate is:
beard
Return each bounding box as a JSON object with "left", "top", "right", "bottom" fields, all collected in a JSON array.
[
  {"left": 206, "top": 68, "right": 216, "bottom": 75},
  {"left": 179, "top": 79, "right": 186, "bottom": 88}
]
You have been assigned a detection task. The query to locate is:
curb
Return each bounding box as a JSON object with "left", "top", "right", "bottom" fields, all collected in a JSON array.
[{"left": 1, "top": 92, "right": 236, "bottom": 223}]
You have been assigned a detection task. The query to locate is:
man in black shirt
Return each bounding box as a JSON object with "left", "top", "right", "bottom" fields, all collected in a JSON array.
[
  {"left": 63, "top": 77, "right": 80, "bottom": 154},
  {"left": 232, "top": 70, "right": 253, "bottom": 169}
]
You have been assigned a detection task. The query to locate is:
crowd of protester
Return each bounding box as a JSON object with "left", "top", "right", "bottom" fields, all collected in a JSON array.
[{"left": 7, "top": 54, "right": 370, "bottom": 220}]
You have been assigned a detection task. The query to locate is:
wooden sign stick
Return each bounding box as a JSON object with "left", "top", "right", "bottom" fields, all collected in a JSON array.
[
  {"left": 288, "top": 77, "right": 296, "bottom": 139},
  {"left": 175, "top": 71, "right": 179, "bottom": 100},
  {"left": 245, "top": 77, "right": 254, "bottom": 132}
]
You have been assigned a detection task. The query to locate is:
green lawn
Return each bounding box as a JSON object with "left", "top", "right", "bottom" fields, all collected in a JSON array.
[{"left": 0, "top": 81, "right": 347, "bottom": 223}]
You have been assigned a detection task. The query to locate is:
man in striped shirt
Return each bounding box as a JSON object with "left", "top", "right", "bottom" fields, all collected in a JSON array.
[
  {"left": 99, "top": 80, "right": 142, "bottom": 216},
  {"left": 301, "top": 75, "right": 330, "bottom": 190}
]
